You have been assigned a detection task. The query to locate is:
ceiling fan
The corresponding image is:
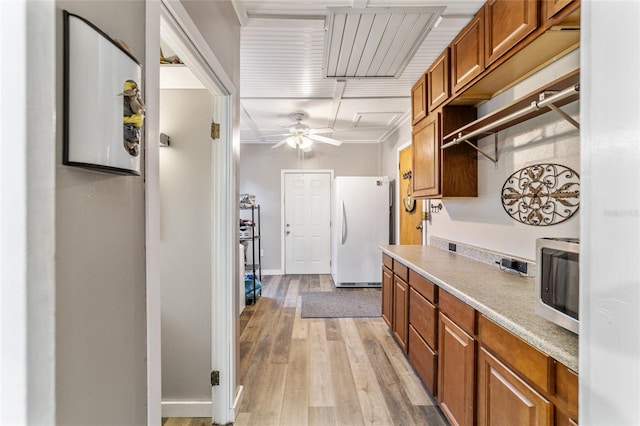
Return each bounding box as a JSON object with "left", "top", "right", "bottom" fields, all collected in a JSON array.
[{"left": 269, "top": 112, "right": 343, "bottom": 151}]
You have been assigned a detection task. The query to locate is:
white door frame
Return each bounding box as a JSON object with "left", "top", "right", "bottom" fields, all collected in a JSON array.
[
  {"left": 280, "top": 169, "right": 334, "bottom": 274},
  {"left": 148, "top": 1, "right": 240, "bottom": 423}
]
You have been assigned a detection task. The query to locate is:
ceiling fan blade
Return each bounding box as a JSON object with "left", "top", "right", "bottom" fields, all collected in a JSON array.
[
  {"left": 307, "top": 127, "right": 335, "bottom": 134},
  {"left": 270, "top": 138, "right": 290, "bottom": 149},
  {"left": 307, "top": 134, "right": 342, "bottom": 146}
]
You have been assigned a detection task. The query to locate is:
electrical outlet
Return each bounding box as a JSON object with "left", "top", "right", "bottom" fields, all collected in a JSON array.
[
  {"left": 448, "top": 243, "right": 457, "bottom": 252},
  {"left": 260, "top": 249, "right": 264, "bottom": 257},
  {"left": 512, "top": 260, "right": 528, "bottom": 274},
  {"left": 501, "top": 258, "right": 528, "bottom": 274}
]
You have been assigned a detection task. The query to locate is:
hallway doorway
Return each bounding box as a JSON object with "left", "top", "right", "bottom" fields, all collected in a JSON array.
[
  {"left": 282, "top": 171, "right": 332, "bottom": 274},
  {"left": 153, "top": 2, "right": 240, "bottom": 423}
]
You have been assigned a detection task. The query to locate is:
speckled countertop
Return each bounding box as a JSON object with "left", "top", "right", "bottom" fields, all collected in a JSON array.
[{"left": 380, "top": 244, "right": 578, "bottom": 372}]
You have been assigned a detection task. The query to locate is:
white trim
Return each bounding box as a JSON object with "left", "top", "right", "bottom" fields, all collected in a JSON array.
[
  {"left": 161, "top": 0, "right": 237, "bottom": 94},
  {"left": 262, "top": 269, "right": 284, "bottom": 276},
  {"left": 158, "top": 2, "right": 240, "bottom": 424},
  {"left": 161, "top": 401, "right": 212, "bottom": 418},
  {"left": 280, "top": 169, "right": 334, "bottom": 274},
  {"left": 0, "top": 1, "right": 56, "bottom": 424},
  {"left": 144, "top": 1, "right": 162, "bottom": 425},
  {"left": 1, "top": 2, "right": 29, "bottom": 422}
]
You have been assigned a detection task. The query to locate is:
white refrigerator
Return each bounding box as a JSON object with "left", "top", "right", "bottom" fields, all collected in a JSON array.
[{"left": 331, "top": 176, "right": 390, "bottom": 287}]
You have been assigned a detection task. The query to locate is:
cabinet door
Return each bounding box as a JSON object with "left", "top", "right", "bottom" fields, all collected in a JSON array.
[
  {"left": 544, "top": 0, "right": 575, "bottom": 21},
  {"left": 411, "top": 74, "right": 427, "bottom": 125},
  {"left": 392, "top": 275, "right": 409, "bottom": 352},
  {"left": 427, "top": 49, "right": 450, "bottom": 112},
  {"left": 412, "top": 113, "right": 440, "bottom": 198},
  {"left": 451, "top": 8, "right": 485, "bottom": 93},
  {"left": 484, "top": 0, "right": 538, "bottom": 66},
  {"left": 438, "top": 313, "right": 475, "bottom": 426},
  {"left": 382, "top": 266, "right": 393, "bottom": 329},
  {"left": 477, "top": 347, "right": 553, "bottom": 426}
]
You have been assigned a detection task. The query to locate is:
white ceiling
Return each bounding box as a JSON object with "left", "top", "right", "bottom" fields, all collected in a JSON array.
[{"left": 236, "top": 1, "right": 484, "bottom": 148}]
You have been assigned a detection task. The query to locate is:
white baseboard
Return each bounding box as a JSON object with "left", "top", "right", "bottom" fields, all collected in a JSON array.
[
  {"left": 261, "top": 269, "right": 283, "bottom": 276},
  {"left": 161, "top": 400, "right": 211, "bottom": 417}
]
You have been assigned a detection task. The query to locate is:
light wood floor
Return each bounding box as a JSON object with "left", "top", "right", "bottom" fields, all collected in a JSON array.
[{"left": 164, "top": 274, "right": 447, "bottom": 426}]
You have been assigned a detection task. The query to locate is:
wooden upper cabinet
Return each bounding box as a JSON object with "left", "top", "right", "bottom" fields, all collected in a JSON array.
[
  {"left": 427, "top": 49, "right": 450, "bottom": 112},
  {"left": 412, "top": 107, "right": 477, "bottom": 199},
  {"left": 477, "top": 347, "right": 553, "bottom": 426},
  {"left": 411, "top": 74, "right": 427, "bottom": 125},
  {"left": 544, "top": 0, "right": 576, "bottom": 21},
  {"left": 412, "top": 113, "right": 440, "bottom": 198},
  {"left": 484, "top": 0, "right": 538, "bottom": 67},
  {"left": 451, "top": 8, "right": 485, "bottom": 93}
]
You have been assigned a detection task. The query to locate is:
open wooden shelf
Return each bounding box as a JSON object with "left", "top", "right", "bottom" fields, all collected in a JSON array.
[{"left": 443, "top": 69, "right": 579, "bottom": 144}]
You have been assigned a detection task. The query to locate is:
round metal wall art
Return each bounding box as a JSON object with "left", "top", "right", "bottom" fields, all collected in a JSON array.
[{"left": 501, "top": 163, "right": 580, "bottom": 226}]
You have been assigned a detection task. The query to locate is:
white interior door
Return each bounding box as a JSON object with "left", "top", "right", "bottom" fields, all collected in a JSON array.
[{"left": 284, "top": 172, "right": 331, "bottom": 274}]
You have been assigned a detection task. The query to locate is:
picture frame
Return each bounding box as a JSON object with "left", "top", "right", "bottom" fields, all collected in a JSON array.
[{"left": 63, "top": 11, "right": 143, "bottom": 175}]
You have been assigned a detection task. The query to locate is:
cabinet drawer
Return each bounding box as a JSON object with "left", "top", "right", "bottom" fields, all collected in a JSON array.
[
  {"left": 382, "top": 253, "right": 393, "bottom": 270},
  {"left": 409, "top": 287, "right": 437, "bottom": 348},
  {"left": 408, "top": 325, "right": 437, "bottom": 396},
  {"left": 409, "top": 269, "right": 436, "bottom": 303},
  {"left": 393, "top": 261, "right": 409, "bottom": 282},
  {"left": 438, "top": 290, "right": 475, "bottom": 336},
  {"left": 478, "top": 314, "right": 552, "bottom": 393}
]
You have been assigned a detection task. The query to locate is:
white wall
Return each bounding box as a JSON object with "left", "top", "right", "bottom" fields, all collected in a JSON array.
[
  {"left": 181, "top": 0, "right": 240, "bottom": 90},
  {"left": 580, "top": 1, "right": 640, "bottom": 423},
  {"left": 239, "top": 143, "right": 381, "bottom": 272},
  {"left": 426, "top": 50, "right": 580, "bottom": 261},
  {"left": 159, "top": 89, "right": 214, "bottom": 403}
]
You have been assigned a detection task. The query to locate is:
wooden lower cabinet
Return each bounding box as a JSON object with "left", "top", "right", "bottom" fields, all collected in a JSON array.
[
  {"left": 477, "top": 347, "right": 553, "bottom": 426},
  {"left": 381, "top": 265, "right": 393, "bottom": 328},
  {"left": 438, "top": 313, "right": 475, "bottom": 426},
  {"left": 392, "top": 275, "right": 409, "bottom": 352},
  {"left": 380, "top": 257, "right": 579, "bottom": 425}
]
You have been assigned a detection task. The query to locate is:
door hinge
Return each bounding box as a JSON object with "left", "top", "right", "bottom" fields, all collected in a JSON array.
[
  {"left": 211, "top": 370, "right": 220, "bottom": 386},
  {"left": 211, "top": 121, "right": 220, "bottom": 140}
]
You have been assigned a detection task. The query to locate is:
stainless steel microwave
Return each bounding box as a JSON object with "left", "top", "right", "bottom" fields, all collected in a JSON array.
[{"left": 535, "top": 237, "right": 579, "bottom": 334}]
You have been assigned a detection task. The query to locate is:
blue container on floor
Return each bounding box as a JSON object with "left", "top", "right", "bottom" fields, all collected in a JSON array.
[{"left": 244, "top": 274, "right": 262, "bottom": 304}]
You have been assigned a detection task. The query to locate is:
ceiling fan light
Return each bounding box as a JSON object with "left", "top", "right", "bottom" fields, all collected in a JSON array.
[
  {"left": 300, "top": 137, "right": 312, "bottom": 149},
  {"left": 286, "top": 136, "right": 297, "bottom": 148}
]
